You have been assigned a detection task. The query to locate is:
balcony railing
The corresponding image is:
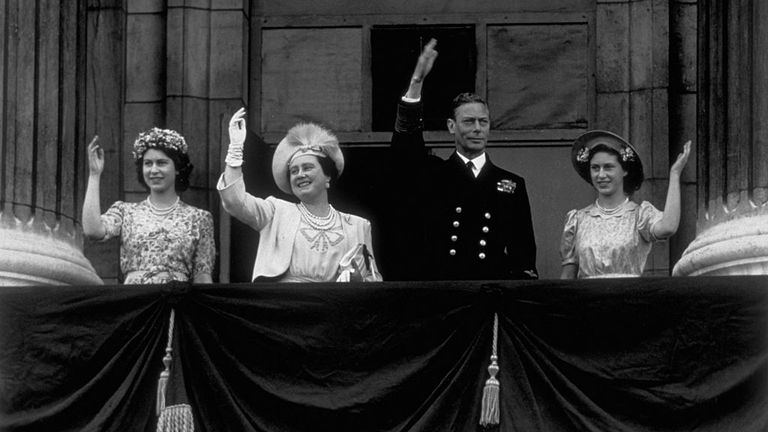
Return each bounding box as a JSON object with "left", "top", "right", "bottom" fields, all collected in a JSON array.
[{"left": 1, "top": 277, "right": 767, "bottom": 431}]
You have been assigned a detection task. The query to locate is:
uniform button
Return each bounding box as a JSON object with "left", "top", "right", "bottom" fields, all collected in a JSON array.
[
  {"left": 451, "top": 235, "right": 458, "bottom": 242},
  {"left": 479, "top": 239, "right": 487, "bottom": 247},
  {"left": 482, "top": 226, "right": 489, "bottom": 233},
  {"left": 455, "top": 207, "right": 462, "bottom": 213},
  {"left": 479, "top": 252, "right": 486, "bottom": 260},
  {"left": 485, "top": 212, "right": 491, "bottom": 219},
  {"left": 449, "top": 249, "right": 457, "bottom": 256},
  {"left": 453, "top": 221, "right": 460, "bottom": 228}
]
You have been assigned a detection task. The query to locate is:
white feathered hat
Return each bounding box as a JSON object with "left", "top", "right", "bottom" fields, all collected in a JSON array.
[{"left": 271, "top": 123, "right": 344, "bottom": 195}]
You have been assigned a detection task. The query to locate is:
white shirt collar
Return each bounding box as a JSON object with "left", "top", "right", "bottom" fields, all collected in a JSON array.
[{"left": 456, "top": 152, "right": 486, "bottom": 177}]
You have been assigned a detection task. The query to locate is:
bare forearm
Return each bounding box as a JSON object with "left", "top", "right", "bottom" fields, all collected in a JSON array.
[
  {"left": 405, "top": 38, "right": 437, "bottom": 100},
  {"left": 653, "top": 173, "right": 682, "bottom": 239},
  {"left": 405, "top": 78, "right": 424, "bottom": 100},
  {"left": 654, "top": 140, "right": 692, "bottom": 239},
  {"left": 82, "top": 175, "right": 106, "bottom": 239}
]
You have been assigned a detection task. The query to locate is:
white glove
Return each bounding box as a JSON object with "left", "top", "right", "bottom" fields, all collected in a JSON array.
[{"left": 225, "top": 108, "right": 246, "bottom": 167}]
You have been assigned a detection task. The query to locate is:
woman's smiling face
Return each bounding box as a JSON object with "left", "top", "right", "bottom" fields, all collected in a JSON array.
[
  {"left": 589, "top": 151, "right": 627, "bottom": 197},
  {"left": 289, "top": 154, "right": 331, "bottom": 202},
  {"left": 142, "top": 148, "right": 177, "bottom": 193}
]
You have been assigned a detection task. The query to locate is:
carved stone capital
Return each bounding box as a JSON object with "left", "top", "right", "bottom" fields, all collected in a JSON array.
[
  {"left": 0, "top": 206, "right": 102, "bottom": 286},
  {"left": 673, "top": 206, "right": 768, "bottom": 276}
]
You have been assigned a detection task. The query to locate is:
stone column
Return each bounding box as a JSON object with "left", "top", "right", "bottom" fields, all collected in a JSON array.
[
  {"left": 163, "top": 2, "right": 249, "bottom": 282},
  {"left": 673, "top": 0, "right": 768, "bottom": 276},
  {"left": 0, "top": 0, "right": 101, "bottom": 285}
]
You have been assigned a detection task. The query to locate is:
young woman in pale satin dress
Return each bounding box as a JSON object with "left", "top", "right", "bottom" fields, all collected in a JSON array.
[{"left": 560, "top": 131, "right": 691, "bottom": 279}]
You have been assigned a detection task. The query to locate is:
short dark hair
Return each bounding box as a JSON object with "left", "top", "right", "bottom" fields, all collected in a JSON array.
[
  {"left": 284, "top": 154, "right": 340, "bottom": 188},
  {"left": 317, "top": 156, "right": 340, "bottom": 184},
  {"left": 450, "top": 93, "right": 489, "bottom": 119},
  {"left": 135, "top": 147, "right": 194, "bottom": 192},
  {"left": 588, "top": 144, "right": 644, "bottom": 193}
]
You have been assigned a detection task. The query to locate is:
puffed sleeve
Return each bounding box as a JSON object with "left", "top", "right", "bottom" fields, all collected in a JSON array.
[
  {"left": 99, "top": 201, "right": 126, "bottom": 241},
  {"left": 193, "top": 210, "right": 216, "bottom": 278},
  {"left": 637, "top": 201, "right": 664, "bottom": 242},
  {"left": 560, "top": 209, "right": 579, "bottom": 266}
]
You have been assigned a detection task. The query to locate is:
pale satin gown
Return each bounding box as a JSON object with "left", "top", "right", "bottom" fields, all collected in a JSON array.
[{"left": 560, "top": 200, "right": 663, "bottom": 278}]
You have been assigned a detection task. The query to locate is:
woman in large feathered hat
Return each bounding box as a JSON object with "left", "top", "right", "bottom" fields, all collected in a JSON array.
[
  {"left": 217, "top": 108, "right": 381, "bottom": 282},
  {"left": 560, "top": 130, "right": 691, "bottom": 279}
]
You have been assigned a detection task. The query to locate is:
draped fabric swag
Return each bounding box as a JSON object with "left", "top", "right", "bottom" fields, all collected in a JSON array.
[{"left": 1, "top": 277, "right": 767, "bottom": 431}]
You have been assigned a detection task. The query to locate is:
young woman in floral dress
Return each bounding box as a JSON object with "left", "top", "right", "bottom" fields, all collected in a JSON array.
[{"left": 82, "top": 128, "right": 215, "bottom": 284}]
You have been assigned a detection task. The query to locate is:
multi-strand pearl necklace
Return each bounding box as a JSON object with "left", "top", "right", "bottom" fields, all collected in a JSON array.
[
  {"left": 297, "top": 202, "right": 338, "bottom": 231},
  {"left": 146, "top": 196, "right": 180, "bottom": 216},
  {"left": 595, "top": 197, "right": 629, "bottom": 215}
]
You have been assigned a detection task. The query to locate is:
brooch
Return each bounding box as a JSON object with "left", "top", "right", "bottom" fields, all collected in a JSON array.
[{"left": 497, "top": 179, "right": 516, "bottom": 193}]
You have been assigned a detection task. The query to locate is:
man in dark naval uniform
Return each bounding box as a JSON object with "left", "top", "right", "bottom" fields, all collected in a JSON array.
[{"left": 389, "top": 39, "right": 538, "bottom": 280}]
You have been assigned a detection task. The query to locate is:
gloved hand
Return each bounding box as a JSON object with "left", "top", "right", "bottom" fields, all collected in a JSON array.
[{"left": 225, "top": 107, "right": 246, "bottom": 167}]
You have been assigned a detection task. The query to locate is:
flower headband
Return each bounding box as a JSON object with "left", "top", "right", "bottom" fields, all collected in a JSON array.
[
  {"left": 132, "top": 127, "right": 188, "bottom": 160},
  {"left": 576, "top": 142, "right": 636, "bottom": 164}
]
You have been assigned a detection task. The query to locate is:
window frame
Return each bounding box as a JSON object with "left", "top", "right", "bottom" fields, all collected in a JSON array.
[{"left": 253, "top": 12, "right": 595, "bottom": 147}]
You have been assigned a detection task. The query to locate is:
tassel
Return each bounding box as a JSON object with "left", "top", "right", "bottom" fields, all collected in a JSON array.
[
  {"left": 479, "top": 313, "right": 500, "bottom": 427},
  {"left": 155, "top": 309, "right": 196, "bottom": 432},
  {"left": 156, "top": 373, "right": 167, "bottom": 415},
  {"left": 157, "top": 404, "right": 195, "bottom": 432},
  {"left": 479, "top": 355, "right": 500, "bottom": 426},
  {"left": 157, "top": 310, "right": 175, "bottom": 416},
  {"left": 156, "top": 356, "right": 170, "bottom": 415}
]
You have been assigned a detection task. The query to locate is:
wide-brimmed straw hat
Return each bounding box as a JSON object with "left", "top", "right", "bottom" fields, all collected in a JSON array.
[
  {"left": 271, "top": 123, "right": 344, "bottom": 195},
  {"left": 571, "top": 130, "right": 643, "bottom": 186}
]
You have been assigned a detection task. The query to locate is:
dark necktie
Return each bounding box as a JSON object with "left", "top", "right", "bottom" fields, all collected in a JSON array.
[{"left": 466, "top": 160, "right": 476, "bottom": 176}]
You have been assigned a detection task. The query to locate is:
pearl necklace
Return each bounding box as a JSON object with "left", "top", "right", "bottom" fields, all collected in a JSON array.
[
  {"left": 595, "top": 197, "right": 629, "bottom": 215},
  {"left": 297, "top": 202, "right": 338, "bottom": 231},
  {"left": 146, "top": 196, "right": 180, "bottom": 216}
]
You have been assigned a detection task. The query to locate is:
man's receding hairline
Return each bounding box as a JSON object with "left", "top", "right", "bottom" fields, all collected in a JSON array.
[{"left": 452, "top": 101, "right": 490, "bottom": 120}]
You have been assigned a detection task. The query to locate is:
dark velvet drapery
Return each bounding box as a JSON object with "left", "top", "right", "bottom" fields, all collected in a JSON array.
[{"left": 2, "top": 277, "right": 767, "bottom": 431}]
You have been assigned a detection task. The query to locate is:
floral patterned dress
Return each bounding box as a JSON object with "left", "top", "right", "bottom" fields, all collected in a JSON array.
[
  {"left": 560, "top": 200, "right": 663, "bottom": 278},
  {"left": 100, "top": 200, "right": 215, "bottom": 284}
]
